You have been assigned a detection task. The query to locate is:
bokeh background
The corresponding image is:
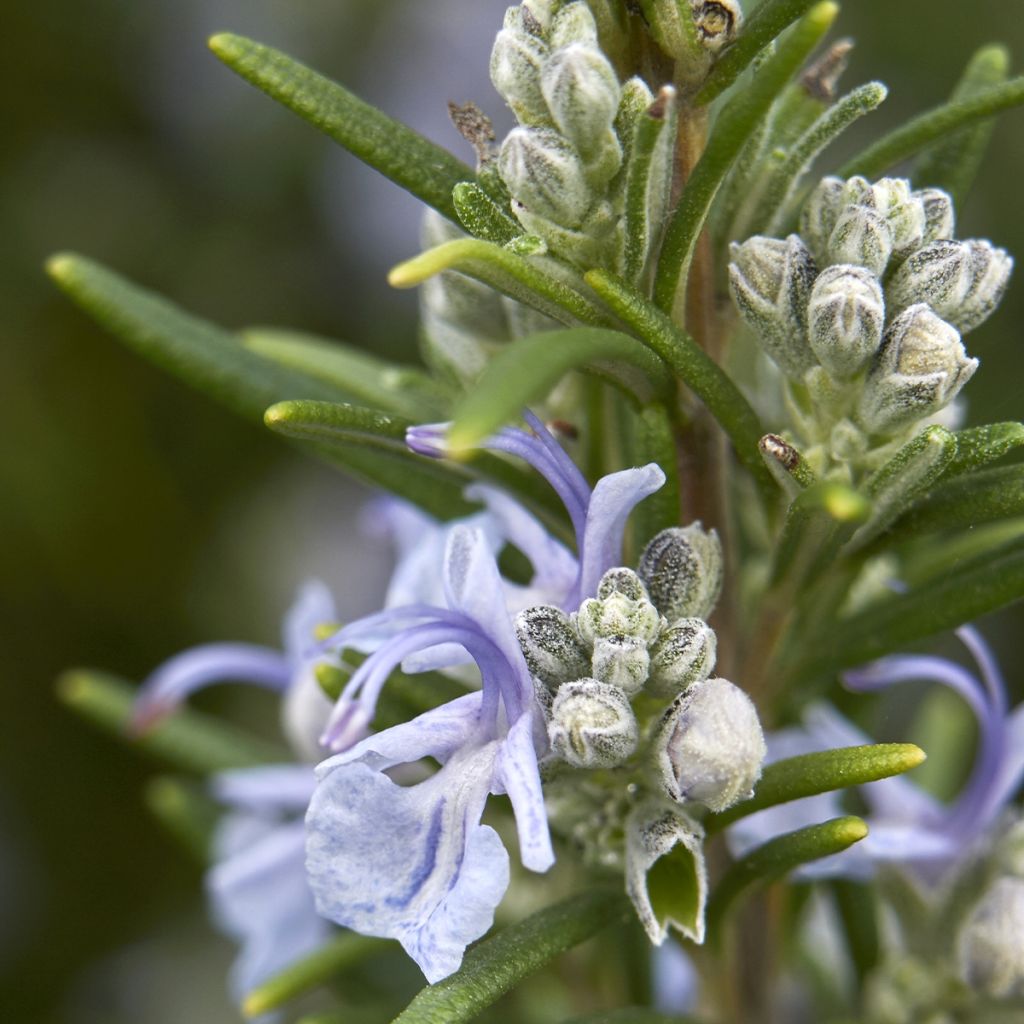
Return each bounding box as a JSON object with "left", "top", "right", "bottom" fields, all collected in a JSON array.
[{"left": 3, "top": 0, "right": 1024, "bottom": 1019}]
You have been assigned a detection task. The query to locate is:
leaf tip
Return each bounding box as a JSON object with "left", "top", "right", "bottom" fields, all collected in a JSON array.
[
  {"left": 901, "top": 743, "right": 927, "bottom": 771},
  {"left": 386, "top": 259, "right": 421, "bottom": 289},
  {"left": 263, "top": 401, "right": 293, "bottom": 431},
  {"left": 56, "top": 668, "right": 89, "bottom": 707},
  {"left": 45, "top": 252, "right": 80, "bottom": 285},
  {"left": 835, "top": 815, "right": 869, "bottom": 846},
  {"left": 241, "top": 989, "right": 270, "bottom": 1019},
  {"left": 207, "top": 32, "right": 242, "bottom": 62}
]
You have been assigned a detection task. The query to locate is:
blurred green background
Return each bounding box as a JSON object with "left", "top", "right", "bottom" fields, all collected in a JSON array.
[{"left": 2, "top": 0, "right": 1023, "bottom": 1020}]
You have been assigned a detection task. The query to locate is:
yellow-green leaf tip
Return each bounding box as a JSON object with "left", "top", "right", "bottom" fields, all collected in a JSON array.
[
  {"left": 387, "top": 259, "right": 424, "bottom": 289},
  {"left": 263, "top": 402, "right": 295, "bottom": 430},
  {"left": 900, "top": 743, "right": 927, "bottom": 771},
  {"left": 836, "top": 816, "right": 870, "bottom": 845},
  {"left": 208, "top": 33, "right": 242, "bottom": 60},
  {"left": 56, "top": 669, "right": 91, "bottom": 707},
  {"left": 241, "top": 990, "right": 271, "bottom": 1019},
  {"left": 45, "top": 252, "right": 79, "bottom": 284}
]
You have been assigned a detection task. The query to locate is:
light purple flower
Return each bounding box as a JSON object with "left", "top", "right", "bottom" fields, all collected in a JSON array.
[
  {"left": 729, "top": 626, "right": 1024, "bottom": 880},
  {"left": 306, "top": 526, "right": 555, "bottom": 982}
]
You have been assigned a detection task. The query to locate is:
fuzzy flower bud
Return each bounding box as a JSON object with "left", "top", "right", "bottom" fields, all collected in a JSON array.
[
  {"left": 515, "top": 604, "right": 590, "bottom": 689},
  {"left": 826, "top": 204, "right": 893, "bottom": 276},
  {"left": 800, "top": 176, "right": 846, "bottom": 263},
  {"left": 549, "top": 1, "right": 599, "bottom": 49},
  {"left": 917, "top": 187, "right": 955, "bottom": 244},
  {"left": 577, "top": 568, "right": 661, "bottom": 646},
  {"left": 870, "top": 177, "right": 926, "bottom": 262},
  {"left": 887, "top": 239, "right": 1013, "bottom": 334},
  {"left": 637, "top": 525, "right": 723, "bottom": 624},
  {"left": 499, "top": 126, "right": 592, "bottom": 227},
  {"left": 548, "top": 678, "right": 639, "bottom": 768},
  {"left": 958, "top": 877, "right": 1024, "bottom": 999},
  {"left": 647, "top": 619, "right": 717, "bottom": 698},
  {"left": 653, "top": 678, "right": 766, "bottom": 812},
  {"left": 490, "top": 11, "right": 550, "bottom": 124},
  {"left": 591, "top": 635, "right": 650, "bottom": 694},
  {"left": 858, "top": 304, "right": 978, "bottom": 435},
  {"left": 540, "top": 43, "right": 621, "bottom": 170},
  {"left": 729, "top": 235, "right": 817, "bottom": 377},
  {"left": 807, "top": 264, "right": 886, "bottom": 379}
]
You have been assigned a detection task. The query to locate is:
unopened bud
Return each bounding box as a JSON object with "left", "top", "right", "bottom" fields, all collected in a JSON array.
[
  {"left": 548, "top": 678, "right": 639, "bottom": 768},
  {"left": 653, "top": 678, "right": 766, "bottom": 812},
  {"left": 800, "top": 176, "right": 846, "bottom": 263},
  {"left": 807, "top": 264, "right": 885, "bottom": 379},
  {"left": 916, "top": 187, "right": 955, "bottom": 244},
  {"left": 515, "top": 604, "right": 590, "bottom": 689},
  {"left": 826, "top": 204, "right": 893, "bottom": 276},
  {"left": 637, "top": 525, "right": 723, "bottom": 623},
  {"left": 549, "top": 1, "right": 599, "bottom": 48},
  {"left": 577, "top": 570, "right": 661, "bottom": 646},
  {"left": 499, "top": 126, "right": 592, "bottom": 227},
  {"left": 597, "top": 567, "right": 648, "bottom": 602},
  {"left": 887, "top": 239, "right": 1012, "bottom": 334},
  {"left": 591, "top": 635, "right": 650, "bottom": 694},
  {"left": 490, "top": 17, "right": 550, "bottom": 123},
  {"left": 869, "top": 177, "right": 925, "bottom": 262},
  {"left": 729, "top": 235, "right": 817, "bottom": 377},
  {"left": 541, "top": 43, "right": 622, "bottom": 169},
  {"left": 858, "top": 304, "right": 978, "bottom": 435},
  {"left": 958, "top": 877, "right": 1024, "bottom": 999},
  {"left": 691, "top": 0, "right": 742, "bottom": 53},
  {"left": 647, "top": 619, "right": 717, "bottom": 698}
]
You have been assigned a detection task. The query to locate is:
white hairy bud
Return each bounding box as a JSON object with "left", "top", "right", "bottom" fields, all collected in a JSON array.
[
  {"left": 869, "top": 177, "right": 926, "bottom": 262},
  {"left": 647, "top": 618, "right": 717, "bottom": 698},
  {"left": 541, "top": 43, "right": 622, "bottom": 172},
  {"left": 800, "top": 176, "right": 846, "bottom": 263},
  {"left": 826, "top": 204, "right": 893, "bottom": 276},
  {"left": 499, "top": 126, "right": 592, "bottom": 227},
  {"left": 807, "top": 264, "right": 886, "bottom": 379},
  {"left": 490, "top": 14, "right": 550, "bottom": 124},
  {"left": 515, "top": 604, "right": 590, "bottom": 689},
  {"left": 887, "top": 239, "right": 1013, "bottom": 334},
  {"left": 729, "top": 235, "right": 818, "bottom": 377},
  {"left": 858, "top": 304, "right": 978, "bottom": 435},
  {"left": 653, "top": 678, "right": 766, "bottom": 812},
  {"left": 591, "top": 635, "right": 650, "bottom": 694},
  {"left": 916, "top": 187, "right": 955, "bottom": 244},
  {"left": 958, "top": 877, "right": 1024, "bottom": 999},
  {"left": 548, "top": 678, "right": 639, "bottom": 768},
  {"left": 577, "top": 568, "right": 661, "bottom": 645},
  {"left": 637, "top": 525, "right": 723, "bottom": 624},
  {"left": 597, "top": 567, "right": 648, "bottom": 602},
  {"left": 549, "top": 1, "right": 599, "bottom": 48}
]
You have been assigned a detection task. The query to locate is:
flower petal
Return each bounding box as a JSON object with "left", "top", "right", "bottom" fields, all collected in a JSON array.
[
  {"left": 282, "top": 581, "right": 336, "bottom": 664},
  {"left": 211, "top": 765, "right": 317, "bottom": 813}
]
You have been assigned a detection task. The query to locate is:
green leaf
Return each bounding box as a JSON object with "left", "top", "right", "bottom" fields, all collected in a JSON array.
[
  {"left": 706, "top": 817, "right": 868, "bottom": 934},
  {"left": 584, "top": 270, "right": 776, "bottom": 500},
  {"left": 243, "top": 932, "right": 392, "bottom": 1018},
  {"left": 144, "top": 776, "right": 219, "bottom": 862},
  {"left": 265, "top": 401, "right": 411, "bottom": 451},
  {"left": 560, "top": 1012, "right": 698, "bottom": 1024},
  {"left": 707, "top": 743, "right": 926, "bottom": 833},
  {"left": 208, "top": 34, "right": 473, "bottom": 221},
  {"left": 389, "top": 238, "right": 610, "bottom": 328},
  {"left": 621, "top": 403, "right": 682, "bottom": 556},
  {"left": 696, "top": 0, "right": 823, "bottom": 105},
  {"left": 838, "top": 75, "right": 1024, "bottom": 180},
  {"left": 654, "top": 2, "right": 839, "bottom": 317},
  {"left": 243, "top": 327, "right": 452, "bottom": 420},
  {"left": 452, "top": 182, "right": 521, "bottom": 246},
  {"left": 899, "top": 518, "right": 1024, "bottom": 591},
  {"left": 831, "top": 879, "right": 880, "bottom": 985},
  {"left": 57, "top": 670, "right": 287, "bottom": 773},
  {"left": 791, "top": 532, "right": 1024, "bottom": 681},
  {"left": 445, "top": 328, "right": 674, "bottom": 452},
  {"left": 389, "top": 890, "right": 629, "bottom": 1024},
  {"left": 945, "top": 421, "right": 1024, "bottom": 478},
  {"left": 913, "top": 44, "right": 1011, "bottom": 205},
  {"left": 759, "top": 433, "right": 817, "bottom": 495}
]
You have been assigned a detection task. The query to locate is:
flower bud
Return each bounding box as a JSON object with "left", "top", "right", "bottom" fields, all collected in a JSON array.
[
  {"left": 540, "top": 43, "right": 622, "bottom": 169},
  {"left": 637, "top": 525, "right": 723, "bottom": 623},
  {"left": 490, "top": 15, "right": 550, "bottom": 124},
  {"left": 826, "top": 204, "right": 893, "bottom": 276},
  {"left": 800, "top": 176, "right": 846, "bottom": 263},
  {"left": 691, "top": 0, "right": 742, "bottom": 53},
  {"left": 548, "top": 678, "right": 639, "bottom": 768},
  {"left": 869, "top": 177, "right": 925, "bottom": 262},
  {"left": 958, "top": 877, "right": 1024, "bottom": 999},
  {"left": 647, "top": 618, "right": 717, "bottom": 698},
  {"left": 597, "top": 567, "right": 649, "bottom": 602},
  {"left": 577, "top": 574, "right": 661, "bottom": 646},
  {"left": 515, "top": 604, "right": 590, "bottom": 689},
  {"left": 653, "top": 678, "right": 766, "bottom": 812},
  {"left": 916, "top": 187, "right": 955, "bottom": 244},
  {"left": 729, "top": 235, "right": 817, "bottom": 377},
  {"left": 807, "top": 264, "right": 885, "bottom": 379},
  {"left": 625, "top": 799, "right": 707, "bottom": 944},
  {"left": 499, "top": 126, "right": 592, "bottom": 228},
  {"left": 549, "top": 1, "right": 599, "bottom": 48},
  {"left": 887, "top": 239, "right": 1012, "bottom": 334},
  {"left": 857, "top": 304, "right": 978, "bottom": 435},
  {"left": 591, "top": 635, "right": 650, "bottom": 694}
]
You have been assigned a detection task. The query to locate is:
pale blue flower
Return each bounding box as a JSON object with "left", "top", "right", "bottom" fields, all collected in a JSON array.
[{"left": 729, "top": 626, "right": 1024, "bottom": 880}]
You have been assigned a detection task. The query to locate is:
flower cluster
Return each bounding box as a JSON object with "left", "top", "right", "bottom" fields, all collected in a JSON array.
[{"left": 730, "top": 175, "right": 1013, "bottom": 479}]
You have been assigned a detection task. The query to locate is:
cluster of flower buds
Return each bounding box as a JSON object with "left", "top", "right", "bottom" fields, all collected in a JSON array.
[
  {"left": 489, "top": 2, "right": 675, "bottom": 275},
  {"left": 516, "top": 522, "right": 764, "bottom": 806},
  {"left": 730, "top": 176, "right": 1012, "bottom": 470}
]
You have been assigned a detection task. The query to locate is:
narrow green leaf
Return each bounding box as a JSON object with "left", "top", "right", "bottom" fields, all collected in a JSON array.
[
  {"left": 945, "top": 421, "right": 1024, "bottom": 478},
  {"left": 791, "top": 532, "right": 1024, "bottom": 680},
  {"left": 914, "top": 44, "right": 1011, "bottom": 205},
  {"left": 390, "top": 890, "right": 629, "bottom": 1024},
  {"left": 452, "top": 182, "right": 521, "bottom": 246},
  {"left": 697, "top": 0, "right": 821, "bottom": 105},
  {"left": 838, "top": 75, "right": 1024, "bottom": 180},
  {"left": 831, "top": 880, "right": 880, "bottom": 985},
  {"left": 243, "top": 327, "right": 452, "bottom": 420},
  {"left": 560, "top": 1012, "right": 697, "bottom": 1024},
  {"left": 208, "top": 33, "right": 473, "bottom": 221},
  {"left": 144, "top": 776, "right": 219, "bottom": 862},
  {"left": 759, "top": 434, "right": 817, "bottom": 495},
  {"left": 265, "top": 401, "right": 411, "bottom": 450},
  {"left": 389, "top": 238, "right": 610, "bottom": 327},
  {"left": 243, "top": 932, "right": 391, "bottom": 1018},
  {"left": 899, "top": 518, "right": 1024, "bottom": 591},
  {"left": 706, "top": 817, "right": 868, "bottom": 933},
  {"left": 57, "top": 670, "right": 287, "bottom": 773},
  {"left": 707, "top": 743, "right": 926, "bottom": 832},
  {"left": 621, "top": 403, "right": 682, "bottom": 555},
  {"left": 445, "top": 328, "right": 673, "bottom": 452},
  {"left": 655, "top": 2, "right": 839, "bottom": 317},
  {"left": 584, "top": 270, "right": 775, "bottom": 500}
]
